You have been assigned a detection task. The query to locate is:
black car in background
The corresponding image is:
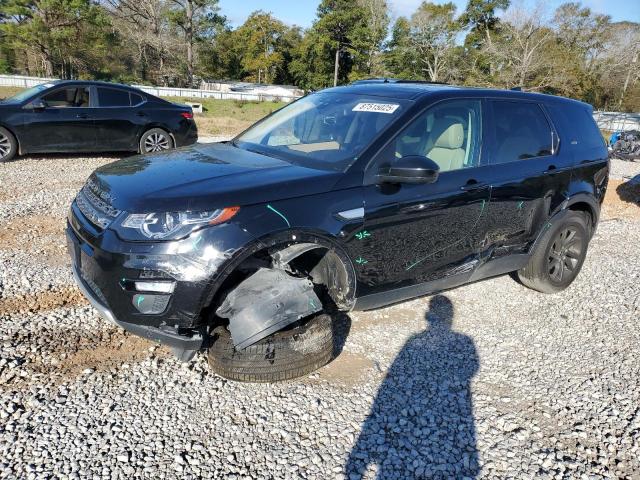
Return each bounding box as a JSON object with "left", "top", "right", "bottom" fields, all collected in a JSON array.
[
  {"left": 67, "top": 81, "right": 609, "bottom": 382},
  {"left": 0, "top": 80, "right": 197, "bottom": 162}
]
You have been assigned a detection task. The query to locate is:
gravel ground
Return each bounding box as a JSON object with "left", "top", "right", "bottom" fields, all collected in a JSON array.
[{"left": 1, "top": 153, "right": 639, "bottom": 479}]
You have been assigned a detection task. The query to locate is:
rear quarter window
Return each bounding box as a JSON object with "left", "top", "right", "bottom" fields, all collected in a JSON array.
[
  {"left": 490, "top": 101, "right": 553, "bottom": 164},
  {"left": 97, "top": 87, "right": 131, "bottom": 107},
  {"left": 546, "top": 103, "right": 604, "bottom": 149}
]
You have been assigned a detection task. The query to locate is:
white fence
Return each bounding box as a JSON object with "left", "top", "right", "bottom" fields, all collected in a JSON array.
[
  {"left": 0, "top": 74, "right": 301, "bottom": 103},
  {"left": 593, "top": 111, "right": 640, "bottom": 132},
  {"left": 132, "top": 84, "right": 299, "bottom": 102},
  {"left": 0, "top": 74, "right": 57, "bottom": 88}
]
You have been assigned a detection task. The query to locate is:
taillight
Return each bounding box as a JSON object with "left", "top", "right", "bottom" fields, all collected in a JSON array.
[{"left": 180, "top": 112, "right": 193, "bottom": 119}]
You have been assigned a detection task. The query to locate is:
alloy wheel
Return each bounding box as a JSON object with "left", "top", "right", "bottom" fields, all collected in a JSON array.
[
  {"left": 547, "top": 227, "right": 584, "bottom": 283},
  {"left": 0, "top": 132, "right": 10, "bottom": 159},
  {"left": 144, "top": 132, "right": 170, "bottom": 152}
]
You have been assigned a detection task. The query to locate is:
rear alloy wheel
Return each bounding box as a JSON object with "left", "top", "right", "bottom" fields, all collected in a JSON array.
[
  {"left": 140, "top": 128, "right": 173, "bottom": 153},
  {"left": 517, "top": 211, "right": 589, "bottom": 293},
  {"left": 0, "top": 126, "right": 18, "bottom": 162},
  {"left": 547, "top": 227, "right": 585, "bottom": 284}
]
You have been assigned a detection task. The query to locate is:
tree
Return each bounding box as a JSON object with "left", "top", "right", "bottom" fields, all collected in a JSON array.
[
  {"left": 234, "top": 11, "right": 287, "bottom": 83},
  {"left": 0, "top": 0, "right": 112, "bottom": 78},
  {"left": 458, "top": 0, "right": 509, "bottom": 82},
  {"left": 314, "top": 0, "right": 368, "bottom": 86},
  {"left": 354, "top": 0, "right": 390, "bottom": 78},
  {"left": 166, "top": 0, "right": 223, "bottom": 86},
  {"left": 384, "top": 17, "right": 418, "bottom": 78},
  {"left": 408, "top": 2, "right": 461, "bottom": 82},
  {"left": 484, "top": 2, "right": 554, "bottom": 89}
]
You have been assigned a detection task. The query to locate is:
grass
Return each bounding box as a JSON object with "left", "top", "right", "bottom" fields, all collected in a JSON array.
[
  {"left": 0, "top": 86, "right": 285, "bottom": 137},
  {"left": 167, "top": 96, "right": 286, "bottom": 137}
]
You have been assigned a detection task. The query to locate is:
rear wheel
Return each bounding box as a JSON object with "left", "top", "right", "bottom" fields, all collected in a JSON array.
[
  {"left": 207, "top": 314, "right": 335, "bottom": 383},
  {"left": 140, "top": 128, "right": 173, "bottom": 153},
  {"left": 517, "top": 211, "right": 589, "bottom": 293},
  {"left": 0, "top": 127, "right": 17, "bottom": 162}
]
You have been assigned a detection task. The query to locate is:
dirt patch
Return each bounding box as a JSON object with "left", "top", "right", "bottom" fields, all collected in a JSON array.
[
  {"left": 603, "top": 178, "right": 640, "bottom": 219},
  {"left": 313, "top": 351, "right": 377, "bottom": 387},
  {"left": 0, "top": 287, "right": 87, "bottom": 315},
  {"left": 0, "top": 214, "right": 69, "bottom": 266},
  {"left": 39, "top": 332, "right": 169, "bottom": 378}
]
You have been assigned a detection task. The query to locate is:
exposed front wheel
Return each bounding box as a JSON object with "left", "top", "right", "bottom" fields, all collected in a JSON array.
[
  {"left": 0, "top": 126, "right": 18, "bottom": 162},
  {"left": 140, "top": 128, "right": 173, "bottom": 153},
  {"left": 207, "top": 314, "right": 336, "bottom": 383},
  {"left": 517, "top": 211, "right": 590, "bottom": 293}
]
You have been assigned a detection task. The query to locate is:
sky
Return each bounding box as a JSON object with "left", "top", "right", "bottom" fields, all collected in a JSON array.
[{"left": 218, "top": 0, "right": 640, "bottom": 28}]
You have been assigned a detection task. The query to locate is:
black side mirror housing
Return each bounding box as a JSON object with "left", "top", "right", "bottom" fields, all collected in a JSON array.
[{"left": 377, "top": 155, "right": 440, "bottom": 185}]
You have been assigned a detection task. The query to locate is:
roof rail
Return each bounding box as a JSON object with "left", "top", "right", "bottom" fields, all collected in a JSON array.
[{"left": 351, "top": 78, "right": 450, "bottom": 86}]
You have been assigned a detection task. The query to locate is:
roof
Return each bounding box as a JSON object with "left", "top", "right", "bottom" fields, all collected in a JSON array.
[
  {"left": 320, "top": 79, "right": 590, "bottom": 108},
  {"left": 50, "top": 79, "right": 138, "bottom": 90}
]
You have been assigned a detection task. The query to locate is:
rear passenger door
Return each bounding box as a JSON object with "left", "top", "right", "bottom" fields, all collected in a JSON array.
[
  {"left": 93, "top": 87, "right": 145, "bottom": 151},
  {"left": 482, "top": 100, "right": 569, "bottom": 254}
]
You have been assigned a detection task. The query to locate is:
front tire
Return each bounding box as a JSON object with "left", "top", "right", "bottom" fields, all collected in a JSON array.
[
  {"left": 517, "top": 211, "right": 590, "bottom": 293},
  {"left": 207, "top": 314, "right": 336, "bottom": 383},
  {"left": 139, "top": 128, "right": 173, "bottom": 153},
  {"left": 0, "top": 126, "right": 18, "bottom": 162}
]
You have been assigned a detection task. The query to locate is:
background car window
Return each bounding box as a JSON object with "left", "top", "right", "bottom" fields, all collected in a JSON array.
[
  {"left": 97, "top": 88, "right": 131, "bottom": 107},
  {"left": 130, "top": 93, "right": 145, "bottom": 106},
  {"left": 42, "top": 87, "right": 90, "bottom": 108},
  {"left": 491, "top": 101, "right": 552, "bottom": 163},
  {"left": 393, "top": 99, "right": 482, "bottom": 172}
]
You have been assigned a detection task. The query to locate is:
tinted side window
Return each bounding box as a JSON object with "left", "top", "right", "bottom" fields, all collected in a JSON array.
[
  {"left": 491, "top": 101, "right": 552, "bottom": 163},
  {"left": 42, "top": 87, "right": 90, "bottom": 108},
  {"left": 97, "top": 88, "right": 131, "bottom": 107},
  {"left": 546, "top": 103, "right": 604, "bottom": 149},
  {"left": 130, "top": 93, "right": 145, "bottom": 106},
  {"left": 392, "top": 99, "right": 482, "bottom": 172}
]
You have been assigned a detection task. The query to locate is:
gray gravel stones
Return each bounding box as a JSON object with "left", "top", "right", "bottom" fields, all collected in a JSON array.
[{"left": 1, "top": 155, "right": 639, "bottom": 479}]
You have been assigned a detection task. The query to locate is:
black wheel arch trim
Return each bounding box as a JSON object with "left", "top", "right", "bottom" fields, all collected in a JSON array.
[
  {"left": 530, "top": 195, "right": 598, "bottom": 254},
  {"left": 200, "top": 228, "right": 358, "bottom": 315}
]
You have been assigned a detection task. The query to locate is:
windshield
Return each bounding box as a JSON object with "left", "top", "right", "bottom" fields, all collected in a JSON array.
[
  {"left": 1, "top": 83, "right": 55, "bottom": 104},
  {"left": 235, "top": 92, "right": 410, "bottom": 171}
]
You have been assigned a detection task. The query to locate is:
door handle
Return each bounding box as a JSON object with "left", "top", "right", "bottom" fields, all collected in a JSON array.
[
  {"left": 460, "top": 179, "right": 487, "bottom": 191},
  {"left": 76, "top": 113, "right": 90, "bottom": 119},
  {"left": 136, "top": 111, "right": 147, "bottom": 117},
  {"left": 544, "top": 164, "right": 557, "bottom": 174}
]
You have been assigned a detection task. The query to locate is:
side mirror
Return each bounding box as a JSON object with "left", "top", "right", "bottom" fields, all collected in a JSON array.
[
  {"left": 29, "top": 99, "right": 46, "bottom": 111},
  {"left": 376, "top": 155, "right": 440, "bottom": 185}
]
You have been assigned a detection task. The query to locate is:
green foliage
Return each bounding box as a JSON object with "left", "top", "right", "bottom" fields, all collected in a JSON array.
[{"left": 0, "top": 0, "right": 636, "bottom": 111}]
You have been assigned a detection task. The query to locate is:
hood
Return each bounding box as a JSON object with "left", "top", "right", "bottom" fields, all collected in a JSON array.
[{"left": 89, "top": 142, "right": 343, "bottom": 213}]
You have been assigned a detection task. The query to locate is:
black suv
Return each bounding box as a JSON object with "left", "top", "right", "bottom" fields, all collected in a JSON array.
[{"left": 67, "top": 81, "right": 609, "bottom": 382}]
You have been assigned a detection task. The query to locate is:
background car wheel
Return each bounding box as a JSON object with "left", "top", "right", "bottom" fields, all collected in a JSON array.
[
  {"left": 140, "top": 128, "right": 173, "bottom": 153},
  {"left": 517, "top": 211, "right": 590, "bottom": 294},
  {"left": 207, "top": 313, "right": 336, "bottom": 383},
  {"left": 0, "top": 126, "right": 18, "bottom": 162}
]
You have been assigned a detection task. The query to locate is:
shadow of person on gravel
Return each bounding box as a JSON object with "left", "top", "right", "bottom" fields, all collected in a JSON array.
[{"left": 345, "top": 295, "right": 480, "bottom": 479}]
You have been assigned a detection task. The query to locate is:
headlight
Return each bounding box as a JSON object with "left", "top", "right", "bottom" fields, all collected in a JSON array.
[{"left": 118, "top": 207, "right": 239, "bottom": 240}]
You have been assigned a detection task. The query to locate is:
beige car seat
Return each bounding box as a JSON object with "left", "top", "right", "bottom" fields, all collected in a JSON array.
[{"left": 426, "top": 119, "right": 465, "bottom": 171}]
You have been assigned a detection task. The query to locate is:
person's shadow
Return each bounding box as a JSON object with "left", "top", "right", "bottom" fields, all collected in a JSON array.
[{"left": 346, "top": 295, "right": 480, "bottom": 479}]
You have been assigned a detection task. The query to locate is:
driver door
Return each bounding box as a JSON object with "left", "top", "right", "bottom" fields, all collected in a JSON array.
[
  {"left": 353, "top": 98, "right": 490, "bottom": 299},
  {"left": 23, "top": 86, "right": 97, "bottom": 152}
]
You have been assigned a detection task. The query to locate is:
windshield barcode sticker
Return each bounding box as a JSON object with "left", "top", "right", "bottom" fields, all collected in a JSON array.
[{"left": 352, "top": 103, "right": 400, "bottom": 114}]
